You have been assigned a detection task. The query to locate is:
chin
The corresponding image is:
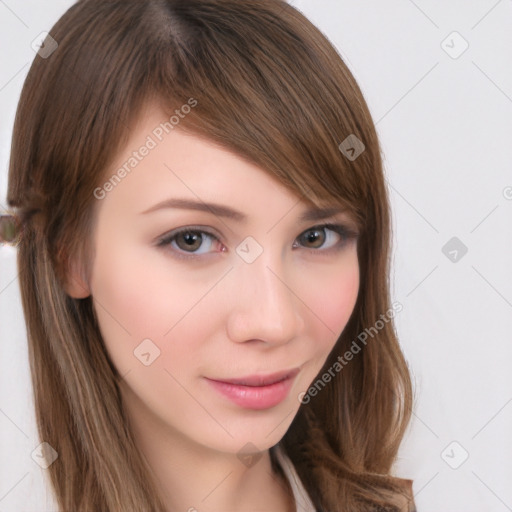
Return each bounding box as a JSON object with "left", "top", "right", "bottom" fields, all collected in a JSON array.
[{"left": 191, "top": 403, "right": 300, "bottom": 456}]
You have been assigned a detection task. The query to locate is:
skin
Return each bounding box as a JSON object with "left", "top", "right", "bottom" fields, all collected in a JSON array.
[{"left": 66, "top": 102, "right": 360, "bottom": 512}]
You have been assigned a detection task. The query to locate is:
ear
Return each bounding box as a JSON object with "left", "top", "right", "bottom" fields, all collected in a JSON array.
[{"left": 62, "top": 254, "right": 91, "bottom": 299}]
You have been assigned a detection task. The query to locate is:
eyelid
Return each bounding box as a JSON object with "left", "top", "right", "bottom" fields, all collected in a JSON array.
[
  {"left": 155, "top": 225, "right": 219, "bottom": 245},
  {"left": 306, "top": 222, "right": 359, "bottom": 239}
]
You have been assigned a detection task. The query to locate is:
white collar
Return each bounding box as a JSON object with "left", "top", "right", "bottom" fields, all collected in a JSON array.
[{"left": 273, "top": 445, "right": 316, "bottom": 512}]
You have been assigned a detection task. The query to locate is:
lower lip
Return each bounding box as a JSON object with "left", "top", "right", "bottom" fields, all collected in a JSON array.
[{"left": 205, "top": 375, "right": 296, "bottom": 410}]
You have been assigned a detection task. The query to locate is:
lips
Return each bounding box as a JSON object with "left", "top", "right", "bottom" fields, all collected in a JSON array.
[
  {"left": 204, "top": 368, "right": 300, "bottom": 410},
  {"left": 211, "top": 368, "right": 300, "bottom": 387}
]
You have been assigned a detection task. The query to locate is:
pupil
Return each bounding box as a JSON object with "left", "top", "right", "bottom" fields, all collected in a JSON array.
[
  {"left": 305, "top": 229, "right": 324, "bottom": 248},
  {"left": 179, "top": 232, "right": 201, "bottom": 250},
  {"left": 184, "top": 233, "right": 197, "bottom": 245}
]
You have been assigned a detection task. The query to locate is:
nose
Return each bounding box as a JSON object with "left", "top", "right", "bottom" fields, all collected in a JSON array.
[{"left": 225, "top": 251, "right": 305, "bottom": 346}]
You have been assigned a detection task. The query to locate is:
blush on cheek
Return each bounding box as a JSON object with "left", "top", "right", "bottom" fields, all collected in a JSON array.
[{"left": 313, "top": 266, "right": 359, "bottom": 342}]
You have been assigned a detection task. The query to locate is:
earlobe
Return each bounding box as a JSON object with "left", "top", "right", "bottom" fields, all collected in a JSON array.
[
  {"left": 63, "top": 257, "right": 91, "bottom": 299},
  {"left": 64, "top": 274, "right": 91, "bottom": 298}
]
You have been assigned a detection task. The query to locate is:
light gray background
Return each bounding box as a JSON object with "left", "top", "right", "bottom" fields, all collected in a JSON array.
[{"left": 1, "top": 1, "right": 511, "bottom": 511}]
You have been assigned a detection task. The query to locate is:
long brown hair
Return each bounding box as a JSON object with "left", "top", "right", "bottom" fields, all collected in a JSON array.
[{"left": 7, "top": 0, "right": 414, "bottom": 510}]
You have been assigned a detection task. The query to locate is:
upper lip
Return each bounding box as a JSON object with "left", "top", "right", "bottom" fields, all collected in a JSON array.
[{"left": 206, "top": 368, "right": 300, "bottom": 387}]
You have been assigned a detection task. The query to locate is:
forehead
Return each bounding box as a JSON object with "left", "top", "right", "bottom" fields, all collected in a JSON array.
[{"left": 94, "top": 102, "right": 358, "bottom": 230}]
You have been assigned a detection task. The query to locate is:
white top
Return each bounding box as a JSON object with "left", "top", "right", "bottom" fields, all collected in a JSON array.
[{"left": 273, "top": 445, "right": 316, "bottom": 512}]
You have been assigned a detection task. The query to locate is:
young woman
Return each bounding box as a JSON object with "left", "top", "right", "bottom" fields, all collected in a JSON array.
[{"left": 4, "top": 0, "right": 416, "bottom": 510}]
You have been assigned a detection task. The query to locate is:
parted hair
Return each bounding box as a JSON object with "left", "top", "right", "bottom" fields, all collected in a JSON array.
[{"left": 7, "top": 0, "right": 414, "bottom": 510}]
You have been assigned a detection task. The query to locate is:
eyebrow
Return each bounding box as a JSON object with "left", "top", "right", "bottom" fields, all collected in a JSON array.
[{"left": 140, "top": 198, "right": 349, "bottom": 223}]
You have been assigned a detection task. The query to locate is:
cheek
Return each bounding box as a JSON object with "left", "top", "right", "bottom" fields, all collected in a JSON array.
[
  {"left": 303, "top": 255, "right": 360, "bottom": 351},
  {"left": 289, "top": 252, "right": 360, "bottom": 397},
  {"left": 88, "top": 239, "right": 225, "bottom": 376},
  {"left": 90, "top": 251, "right": 166, "bottom": 341}
]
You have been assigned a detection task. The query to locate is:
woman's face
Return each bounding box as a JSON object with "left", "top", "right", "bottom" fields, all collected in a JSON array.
[{"left": 80, "top": 103, "right": 360, "bottom": 455}]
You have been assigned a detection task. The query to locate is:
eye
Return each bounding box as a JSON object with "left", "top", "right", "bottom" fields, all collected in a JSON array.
[
  {"left": 156, "top": 223, "right": 358, "bottom": 260},
  {"left": 156, "top": 227, "right": 222, "bottom": 258},
  {"left": 293, "top": 223, "right": 357, "bottom": 252}
]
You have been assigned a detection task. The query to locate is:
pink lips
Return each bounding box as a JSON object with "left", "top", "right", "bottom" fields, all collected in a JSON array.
[{"left": 205, "top": 369, "right": 299, "bottom": 410}]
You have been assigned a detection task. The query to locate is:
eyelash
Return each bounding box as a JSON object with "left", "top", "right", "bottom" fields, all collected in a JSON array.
[{"left": 155, "top": 223, "right": 359, "bottom": 261}]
